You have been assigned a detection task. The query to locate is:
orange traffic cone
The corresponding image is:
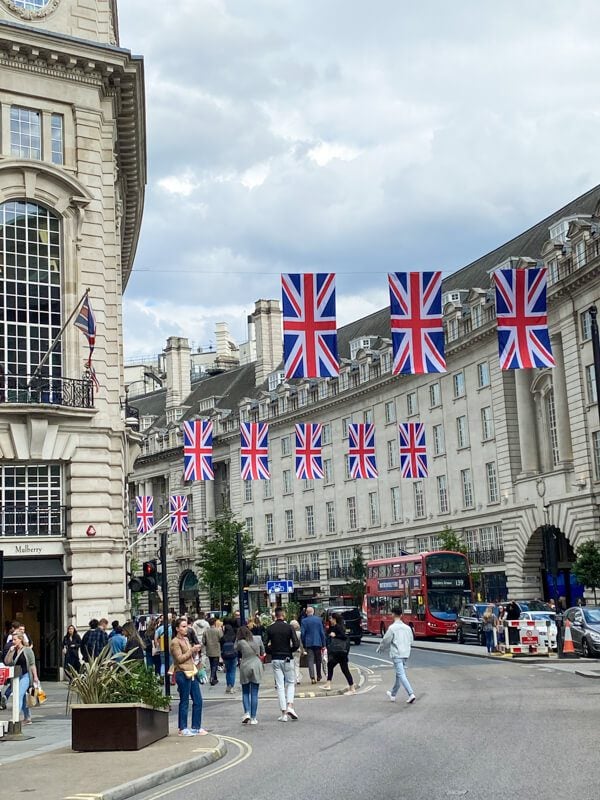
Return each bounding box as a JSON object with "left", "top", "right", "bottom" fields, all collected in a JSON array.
[{"left": 562, "top": 619, "right": 576, "bottom": 656}]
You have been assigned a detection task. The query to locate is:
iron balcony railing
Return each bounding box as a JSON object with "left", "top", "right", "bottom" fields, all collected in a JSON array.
[
  {"left": 328, "top": 565, "right": 354, "bottom": 579},
  {"left": 0, "top": 504, "right": 67, "bottom": 537},
  {"left": 467, "top": 546, "right": 505, "bottom": 566},
  {"left": 251, "top": 569, "right": 321, "bottom": 586},
  {"left": 1, "top": 374, "right": 94, "bottom": 409}
]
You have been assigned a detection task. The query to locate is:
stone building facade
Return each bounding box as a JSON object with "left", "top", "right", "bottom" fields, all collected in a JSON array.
[
  {"left": 130, "top": 187, "right": 600, "bottom": 617},
  {"left": 0, "top": 0, "right": 145, "bottom": 676}
]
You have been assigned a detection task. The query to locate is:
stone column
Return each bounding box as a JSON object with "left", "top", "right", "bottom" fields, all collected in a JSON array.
[
  {"left": 515, "top": 370, "right": 539, "bottom": 475},
  {"left": 550, "top": 334, "right": 573, "bottom": 465}
]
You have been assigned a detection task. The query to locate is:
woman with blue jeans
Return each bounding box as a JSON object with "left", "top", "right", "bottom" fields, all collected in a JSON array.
[
  {"left": 221, "top": 622, "right": 238, "bottom": 693},
  {"left": 10, "top": 633, "right": 39, "bottom": 724},
  {"left": 170, "top": 618, "right": 207, "bottom": 736},
  {"left": 482, "top": 606, "right": 496, "bottom": 653},
  {"left": 236, "top": 626, "right": 264, "bottom": 724}
]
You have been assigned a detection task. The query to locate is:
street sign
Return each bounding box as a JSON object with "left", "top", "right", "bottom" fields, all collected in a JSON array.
[{"left": 266, "top": 580, "right": 294, "bottom": 594}]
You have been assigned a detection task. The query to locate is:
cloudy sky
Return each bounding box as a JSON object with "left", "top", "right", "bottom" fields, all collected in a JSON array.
[{"left": 118, "top": 0, "right": 600, "bottom": 359}]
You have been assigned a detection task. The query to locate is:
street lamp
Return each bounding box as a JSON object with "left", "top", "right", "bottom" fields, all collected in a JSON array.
[{"left": 588, "top": 306, "right": 600, "bottom": 428}]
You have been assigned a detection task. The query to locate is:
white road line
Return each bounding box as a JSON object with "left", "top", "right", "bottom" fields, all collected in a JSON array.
[{"left": 350, "top": 653, "right": 393, "bottom": 665}]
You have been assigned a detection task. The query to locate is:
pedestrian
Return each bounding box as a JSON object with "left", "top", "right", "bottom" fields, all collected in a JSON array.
[
  {"left": 221, "top": 619, "right": 238, "bottom": 693},
  {"left": 322, "top": 613, "right": 356, "bottom": 695},
  {"left": 81, "top": 619, "right": 108, "bottom": 662},
  {"left": 236, "top": 625, "right": 264, "bottom": 725},
  {"left": 192, "top": 611, "right": 209, "bottom": 643},
  {"left": 482, "top": 605, "right": 496, "bottom": 653},
  {"left": 6, "top": 632, "right": 39, "bottom": 725},
  {"left": 496, "top": 605, "right": 506, "bottom": 645},
  {"left": 376, "top": 606, "right": 416, "bottom": 704},
  {"left": 62, "top": 625, "right": 82, "bottom": 676},
  {"left": 98, "top": 618, "right": 109, "bottom": 634},
  {"left": 170, "top": 617, "right": 207, "bottom": 736},
  {"left": 109, "top": 626, "right": 127, "bottom": 659},
  {"left": 144, "top": 619, "right": 160, "bottom": 673},
  {"left": 300, "top": 606, "right": 326, "bottom": 684},
  {"left": 122, "top": 622, "right": 146, "bottom": 661},
  {"left": 290, "top": 619, "right": 304, "bottom": 684},
  {"left": 232, "top": 610, "right": 242, "bottom": 629},
  {"left": 265, "top": 607, "right": 300, "bottom": 721},
  {"left": 202, "top": 616, "right": 223, "bottom": 686},
  {"left": 108, "top": 620, "right": 121, "bottom": 639},
  {"left": 154, "top": 614, "right": 172, "bottom": 676},
  {"left": 505, "top": 600, "right": 520, "bottom": 645}
]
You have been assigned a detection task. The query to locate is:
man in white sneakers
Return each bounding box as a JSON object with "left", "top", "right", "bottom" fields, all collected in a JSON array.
[{"left": 376, "top": 606, "right": 416, "bottom": 704}]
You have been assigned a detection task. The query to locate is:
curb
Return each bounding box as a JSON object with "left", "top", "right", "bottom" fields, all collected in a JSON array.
[
  {"left": 574, "top": 670, "right": 600, "bottom": 679},
  {"left": 98, "top": 738, "right": 227, "bottom": 800}
]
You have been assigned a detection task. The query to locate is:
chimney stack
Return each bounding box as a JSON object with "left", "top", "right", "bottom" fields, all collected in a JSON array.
[
  {"left": 252, "top": 299, "right": 282, "bottom": 385},
  {"left": 164, "top": 337, "right": 191, "bottom": 410}
]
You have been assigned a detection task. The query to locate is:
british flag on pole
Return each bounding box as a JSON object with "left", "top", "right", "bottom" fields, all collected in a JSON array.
[
  {"left": 388, "top": 271, "right": 446, "bottom": 374},
  {"left": 398, "top": 422, "right": 428, "bottom": 479},
  {"left": 136, "top": 495, "right": 154, "bottom": 534},
  {"left": 295, "top": 423, "right": 324, "bottom": 480},
  {"left": 282, "top": 272, "right": 339, "bottom": 378},
  {"left": 494, "top": 267, "right": 555, "bottom": 369},
  {"left": 183, "top": 420, "right": 213, "bottom": 481},
  {"left": 348, "top": 423, "right": 378, "bottom": 479},
  {"left": 240, "top": 422, "right": 270, "bottom": 480},
  {"left": 169, "top": 495, "right": 189, "bottom": 534}
]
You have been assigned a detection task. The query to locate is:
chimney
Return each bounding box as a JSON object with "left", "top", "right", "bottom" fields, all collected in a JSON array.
[
  {"left": 215, "top": 322, "right": 229, "bottom": 358},
  {"left": 252, "top": 299, "right": 282, "bottom": 386},
  {"left": 164, "top": 337, "right": 191, "bottom": 410}
]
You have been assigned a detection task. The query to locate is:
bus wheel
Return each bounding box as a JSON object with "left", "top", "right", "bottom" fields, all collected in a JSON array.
[{"left": 380, "top": 623, "right": 386, "bottom": 636}]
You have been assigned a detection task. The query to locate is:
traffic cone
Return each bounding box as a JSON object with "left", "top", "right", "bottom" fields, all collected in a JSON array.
[{"left": 562, "top": 619, "right": 576, "bottom": 656}]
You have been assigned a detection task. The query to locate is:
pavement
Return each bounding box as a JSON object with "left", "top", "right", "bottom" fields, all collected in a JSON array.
[{"left": 1, "top": 642, "right": 599, "bottom": 799}]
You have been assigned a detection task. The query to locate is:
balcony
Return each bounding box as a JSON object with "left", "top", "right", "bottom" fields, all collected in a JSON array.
[
  {"left": 1, "top": 374, "right": 94, "bottom": 409},
  {"left": 328, "top": 565, "right": 354, "bottom": 580},
  {"left": 467, "top": 547, "right": 505, "bottom": 566},
  {"left": 1, "top": 505, "right": 67, "bottom": 537},
  {"left": 250, "top": 569, "right": 321, "bottom": 586}
]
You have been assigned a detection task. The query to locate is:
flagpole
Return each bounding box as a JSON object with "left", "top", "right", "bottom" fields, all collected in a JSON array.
[
  {"left": 27, "top": 287, "right": 91, "bottom": 388},
  {"left": 126, "top": 513, "right": 170, "bottom": 552}
]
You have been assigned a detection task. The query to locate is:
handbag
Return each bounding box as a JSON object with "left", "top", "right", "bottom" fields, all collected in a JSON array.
[
  {"left": 196, "top": 666, "right": 208, "bottom": 684},
  {"left": 328, "top": 635, "right": 349, "bottom": 655}
]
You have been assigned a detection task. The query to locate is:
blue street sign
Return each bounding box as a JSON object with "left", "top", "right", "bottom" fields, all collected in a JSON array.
[{"left": 266, "top": 580, "right": 294, "bottom": 594}]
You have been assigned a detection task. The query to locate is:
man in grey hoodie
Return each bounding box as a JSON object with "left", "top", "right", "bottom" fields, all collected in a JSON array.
[{"left": 376, "top": 606, "right": 416, "bottom": 704}]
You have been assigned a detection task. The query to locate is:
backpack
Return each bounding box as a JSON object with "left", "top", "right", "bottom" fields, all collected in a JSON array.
[{"left": 221, "top": 639, "right": 236, "bottom": 658}]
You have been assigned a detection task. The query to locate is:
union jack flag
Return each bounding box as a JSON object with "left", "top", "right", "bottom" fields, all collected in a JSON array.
[
  {"left": 398, "top": 422, "right": 428, "bottom": 479},
  {"left": 240, "top": 422, "right": 270, "bottom": 480},
  {"left": 348, "top": 423, "right": 378, "bottom": 479},
  {"left": 169, "top": 495, "right": 189, "bottom": 534},
  {"left": 494, "top": 267, "right": 555, "bottom": 369},
  {"left": 74, "top": 294, "right": 97, "bottom": 366},
  {"left": 295, "top": 423, "right": 324, "bottom": 480},
  {"left": 183, "top": 420, "right": 213, "bottom": 481},
  {"left": 282, "top": 273, "right": 339, "bottom": 378},
  {"left": 389, "top": 271, "right": 446, "bottom": 374},
  {"left": 135, "top": 495, "right": 154, "bottom": 534}
]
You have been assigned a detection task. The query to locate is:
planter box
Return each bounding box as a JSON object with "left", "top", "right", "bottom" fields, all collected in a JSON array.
[{"left": 72, "top": 703, "right": 169, "bottom": 751}]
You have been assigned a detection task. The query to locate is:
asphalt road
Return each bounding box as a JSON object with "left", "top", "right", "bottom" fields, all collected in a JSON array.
[{"left": 130, "top": 643, "right": 600, "bottom": 800}]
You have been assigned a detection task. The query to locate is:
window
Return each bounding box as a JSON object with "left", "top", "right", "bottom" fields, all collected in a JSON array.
[
  {"left": 322, "top": 423, "right": 332, "bottom": 445},
  {"left": 457, "top": 415, "right": 469, "bottom": 448},
  {"left": 372, "top": 542, "right": 384, "bottom": 559},
  {"left": 581, "top": 310, "right": 593, "bottom": 341},
  {"left": 305, "top": 505, "right": 315, "bottom": 537},
  {"left": 413, "top": 482, "right": 425, "bottom": 519},
  {"left": 390, "top": 487, "right": 402, "bottom": 523},
  {"left": 299, "top": 388, "right": 307, "bottom": 407},
  {"left": 347, "top": 496, "right": 358, "bottom": 530},
  {"left": 384, "top": 400, "right": 396, "bottom": 424},
  {"left": 324, "top": 458, "right": 333, "bottom": 484},
  {"left": 477, "top": 362, "right": 490, "bottom": 388},
  {"left": 342, "top": 417, "right": 351, "bottom": 437},
  {"left": 263, "top": 479, "right": 273, "bottom": 499},
  {"left": 326, "top": 501, "right": 336, "bottom": 534},
  {"left": 461, "top": 468, "right": 474, "bottom": 508},
  {"left": 282, "top": 469, "right": 292, "bottom": 494},
  {"left": 481, "top": 406, "right": 494, "bottom": 440},
  {"left": 0, "top": 464, "right": 62, "bottom": 536},
  {"left": 545, "top": 391, "right": 560, "bottom": 467},
  {"left": 245, "top": 517, "right": 254, "bottom": 542},
  {"left": 486, "top": 462, "right": 499, "bottom": 503},
  {"left": 437, "top": 474, "right": 449, "bottom": 513},
  {"left": 575, "top": 239, "right": 586, "bottom": 269},
  {"left": 472, "top": 304, "right": 483, "bottom": 329},
  {"left": 447, "top": 318, "right": 458, "bottom": 342},
  {"left": 363, "top": 408, "right": 373, "bottom": 424},
  {"left": 384, "top": 541, "right": 396, "bottom": 559},
  {"left": 387, "top": 439, "right": 399, "bottom": 469},
  {"left": 303, "top": 479, "right": 313, "bottom": 491},
  {"left": 407, "top": 392, "right": 417, "bottom": 416},
  {"left": 11, "top": 0, "right": 51, "bottom": 8},
  {"left": 340, "top": 371, "right": 349, "bottom": 391},
  {"left": 453, "top": 372, "right": 465, "bottom": 398},
  {"left": 429, "top": 382, "right": 441, "bottom": 407},
  {"left": 369, "top": 491, "right": 380, "bottom": 526},
  {"left": 381, "top": 352, "right": 391, "bottom": 373},
  {"left": 586, "top": 365, "right": 598, "bottom": 404},
  {"left": 265, "top": 513, "right": 274, "bottom": 543},
  {"left": 281, "top": 436, "right": 291, "bottom": 456},
  {"left": 360, "top": 363, "right": 369, "bottom": 383},
  {"left": 243, "top": 480, "right": 252, "bottom": 502},
  {"left": 268, "top": 371, "right": 285, "bottom": 391},
  {"left": 50, "top": 114, "right": 64, "bottom": 165},
  {"left": 10, "top": 107, "right": 41, "bottom": 160},
  {"left": 285, "top": 509, "right": 295, "bottom": 540},
  {"left": 319, "top": 381, "right": 328, "bottom": 399},
  {"left": 432, "top": 423, "right": 445, "bottom": 456},
  {"left": 344, "top": 455, "right": 352, "bottom": 480},
  {"left": 593, "top": 431, "right": 600, "bottom": 480}
]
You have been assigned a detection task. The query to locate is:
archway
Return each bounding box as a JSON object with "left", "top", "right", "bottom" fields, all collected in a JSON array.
[
  {"left": 179, "top": 569, "right": 199, "bottom": 615},
  {"left": 523, "top": 525, "right": 583, "bottom": 608}
]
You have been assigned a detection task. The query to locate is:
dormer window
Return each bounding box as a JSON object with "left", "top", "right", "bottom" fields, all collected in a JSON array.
[
  {"left": 442, "top": 291, "right": 462, "bottom": 307},
  {"left": 349, "top": 337, "right": 377, "bottom": 359},
  {"left": 472, "top": 304, "right": 482, "bottom": 329},
  {"left": 268, "top": 371, "right": 285, "bottom": 392}
]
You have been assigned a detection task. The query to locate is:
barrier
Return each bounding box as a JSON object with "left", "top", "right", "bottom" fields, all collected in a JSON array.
[
  {"left": 0, "top": 665, "right": 21, "bottom": 735},
  {"left": 498, "top": 620, "right": 551, "bottom": 657}
]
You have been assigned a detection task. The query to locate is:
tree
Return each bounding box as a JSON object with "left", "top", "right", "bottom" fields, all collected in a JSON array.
[
  {"left": 196, "top": 509, "right": 258, "bottom": 610},
  {"left": 437, "top": 526, "right": 467, "bottom": 554},
  {"left": 573, "top": 540, "right": 600, "bottom": 604},
  {"left": 348, "top": 546, "right": 367, "bottom": 607}
]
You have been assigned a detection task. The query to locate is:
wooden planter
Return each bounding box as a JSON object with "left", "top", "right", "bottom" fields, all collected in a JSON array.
[{"left": 72, "top": 703, "right": 169, "bottom": 751}]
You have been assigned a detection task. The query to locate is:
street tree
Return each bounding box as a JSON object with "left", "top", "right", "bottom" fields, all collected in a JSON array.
[
  {"left": 196, "top": 509, "right": 258, "bottom": 611},
  {"left": 573, "top": 540, "right": 600, "bottom": 604},
  {"left": 437, "top": 526, "right": 484, "bottom": 599},
  {"left": 348, "top": 545, "right": 367, "bottom": 607}
]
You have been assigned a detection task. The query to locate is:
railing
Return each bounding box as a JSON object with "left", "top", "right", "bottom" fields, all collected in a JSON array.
[
  {"left": 467, "top": 547, "right": 505, "bottom": 566},
  {"left": 328, "top": 565, "right": 354, "bottom": 579},
  {"left": 251, "top": 569, "right": 321, "bottom": 586},
  {"left": 0, "top": 505, "right": 67, "bottom": 537},
  {"left": 1, "top": 375, "right": 94, "bottom": 409}
]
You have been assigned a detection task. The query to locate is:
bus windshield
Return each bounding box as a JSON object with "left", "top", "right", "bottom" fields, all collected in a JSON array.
[
  {"left": 426, "top": 553, "right": 468, "bottom": 575},
  {"left": 428, "top": 590, "right": 469, "bottom": 620}
]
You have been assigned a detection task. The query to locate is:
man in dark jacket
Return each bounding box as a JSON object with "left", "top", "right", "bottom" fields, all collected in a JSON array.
[
  {"left": 300, "top": 606, "right": 326, "bottom": 684},
  {"left": 266, "top": 608, "right": 299, "bottom": 722},
  {"left": 81, "top": 619, "right": 108, "bottom": 661}
]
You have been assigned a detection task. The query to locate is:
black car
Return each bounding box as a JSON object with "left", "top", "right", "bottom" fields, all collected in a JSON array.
[
  {"left": 456, "top": 603, "right": 490, "bottom": 645},
  {"left": 323, "top": 606, "right": 362, "bottom": 645},
  {"left": 564, "top": 606, "right": 600, "bottom": 657}
]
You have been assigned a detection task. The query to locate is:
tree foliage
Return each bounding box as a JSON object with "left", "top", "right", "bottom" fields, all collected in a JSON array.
[
  {"left": 348, "top": 546, "right": 367, "bottom": 606},
  {"left": 573, "top": 540, "right": 600, "bottom": 604},
  {"left": 437, "top": 526, "right": 467, "bottom": 554},
  {"left": 196, "top": 509, "right": 258, "bottom": 609}
]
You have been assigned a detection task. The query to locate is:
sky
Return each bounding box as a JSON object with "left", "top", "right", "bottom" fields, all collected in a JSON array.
[{"left": 118, "top": 0, "right": 600, "bottom": 360}]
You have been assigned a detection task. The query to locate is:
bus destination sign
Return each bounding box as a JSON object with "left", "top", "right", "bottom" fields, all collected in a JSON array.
[
  {"left": 429, "top": 577, "right": 466, "bottom": 588},
  {"left": 378, "top": 579, "right": 400, "bottom": 591}
]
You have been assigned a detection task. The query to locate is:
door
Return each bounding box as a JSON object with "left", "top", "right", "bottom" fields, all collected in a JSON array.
[{"left": 40, "top": 583, "right": 62, "bottom": 680}]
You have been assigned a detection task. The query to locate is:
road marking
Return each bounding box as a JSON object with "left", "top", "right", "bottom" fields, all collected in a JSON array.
[{"left": 350, "top": 653, "right": 393, "bottom": 665}]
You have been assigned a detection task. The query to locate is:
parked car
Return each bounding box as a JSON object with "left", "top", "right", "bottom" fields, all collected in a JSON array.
[
  {"left": 504, "top": 600, "right": 554, "bottom": 614},
  {"left": 564, "top": 606, "right": 600, "bottom": 658},
  {"left": 518, "top": 611, "right": 557, "bottom": 649},
  {"left": 456, "top": 603, "right": 490, "bottom": 645},
  {"left": 323, "top": 606, "right": 362, "bottom": 645}
]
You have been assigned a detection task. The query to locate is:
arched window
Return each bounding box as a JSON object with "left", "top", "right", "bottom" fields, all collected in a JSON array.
[{"left": 0, "top": 201, "right": 62, "bottom": 384}]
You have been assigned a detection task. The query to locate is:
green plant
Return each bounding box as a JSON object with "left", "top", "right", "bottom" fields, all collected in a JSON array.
[
  {"left": 573, "top": 540, "right": 600, "bottom": 603},
  {"left": 348, "top": 546, "right": 367, "bottom": 606},
  {"left": 67, "top": 647, "right": 169, "bottom": 709},
  {"left": 284, "top": 600, "right": 301, "bottom": 622}
]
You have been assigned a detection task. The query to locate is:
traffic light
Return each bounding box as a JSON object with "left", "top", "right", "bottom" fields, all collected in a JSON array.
[
  {"left": 128, "top": 575, "right": 144, "bottom": 593},
  {"left": 142, "top": 560, "right": 158, "bottom": 592},
  {"left": 242, "top": 558, "right": 253, "bottom": 589}
]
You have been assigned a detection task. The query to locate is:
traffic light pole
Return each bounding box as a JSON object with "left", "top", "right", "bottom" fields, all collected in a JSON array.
[
  {"left": 237, "top": 529, "right": 246, "bottom": 626},
  {"left": 160, "top": 529, "right": 170, "bottom": 697}
]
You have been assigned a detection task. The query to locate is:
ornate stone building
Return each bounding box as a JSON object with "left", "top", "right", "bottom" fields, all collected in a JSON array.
[
  {"left": 0, "top": 0, "right": 145, "bottom": 676},
  {"left": 130, "top": 186, "right": 600, "bottom": 616}
]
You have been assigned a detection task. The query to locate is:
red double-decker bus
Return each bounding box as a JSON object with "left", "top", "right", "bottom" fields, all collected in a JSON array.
[{"left": 365, "top": 551, "right": 472, "bottom": 639}]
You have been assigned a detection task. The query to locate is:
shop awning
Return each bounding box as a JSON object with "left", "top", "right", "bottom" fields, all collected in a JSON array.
[{"left": 3, "top": 558, "right": 71, "bottom": 584}]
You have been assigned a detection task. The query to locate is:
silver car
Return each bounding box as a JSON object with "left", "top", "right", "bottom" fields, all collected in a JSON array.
[{"left": 564, "top": 606, "right": 600, "bottom": 658}]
